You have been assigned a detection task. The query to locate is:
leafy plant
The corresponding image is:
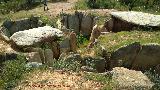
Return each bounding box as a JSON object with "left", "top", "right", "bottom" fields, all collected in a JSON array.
[
  {"left": 77, "top": 33, "right": 89, "bottom": 47},
  {"left": 0, "top": 55, "right": 28, "bottom": 89}
]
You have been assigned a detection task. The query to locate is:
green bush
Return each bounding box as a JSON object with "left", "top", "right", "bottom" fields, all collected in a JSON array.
[
  {"left": 0, "top": 55, "right": 28, "bottom": 89},
  {"left": 77, "top": 33, "right": 89, "bottom": 48},
  {"left": 0, "top": 0, "right": 41, "bottom": 14},
  {"left": 76, "top": 0, "right": 160, "bottom": 13}
]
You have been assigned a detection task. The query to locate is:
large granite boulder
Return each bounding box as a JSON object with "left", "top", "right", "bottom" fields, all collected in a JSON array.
[
  {"left": 110, "top": 11, "right": 160, "bottom": 32},
  {"left": 10, "top": 26, "right": 63, "bottom": 47},
  {"left": 111, "top": 67, "right": 154, "bottom": 90}
]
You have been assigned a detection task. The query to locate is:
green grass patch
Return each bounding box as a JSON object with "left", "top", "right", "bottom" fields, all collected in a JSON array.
[
  {"left": 97, "top": 30, "right": 160, "bottom": 52},
  {"left": 74, "top": 0, "right": 89, "bottom": 10},
  {"left": 84, "top": 72, "right": 114, "bottom": 90}
]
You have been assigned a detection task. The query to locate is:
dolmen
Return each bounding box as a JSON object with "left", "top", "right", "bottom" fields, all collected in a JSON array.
[{"left": 105, "top": 11, "right": 160, "bottom": 32}]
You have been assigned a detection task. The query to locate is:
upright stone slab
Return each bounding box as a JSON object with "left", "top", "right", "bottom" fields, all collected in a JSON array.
[
  {"left": 52, "top": 42, "right": 60, "bottom": 59},
  {"left": 68, "top": 15, "right": 80, "bottom": 34},
  {"left": 81, "top": 15, "right": 94, "bottom": 36},
  {"left": 69, "top": 31, "right": 77, "bottom": 52},
  {"left": 44, "top": 49, "right": 54, "bottom": 66}
]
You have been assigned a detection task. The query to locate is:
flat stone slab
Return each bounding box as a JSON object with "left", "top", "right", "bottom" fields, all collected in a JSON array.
[
  {"left": 111, "top": 11, "right": 160, "bottom": 26},
  {"left": 10, "top": 26, "right": 63, "bottom": 47}
]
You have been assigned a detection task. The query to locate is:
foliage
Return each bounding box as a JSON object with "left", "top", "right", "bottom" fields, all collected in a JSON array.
[
  {"left": 0, "top": 0, "right": 41, "bottom": 14},
  {"left": 39, "top": 15, "right": 59, "bottom": 28},
  {"left": 76, "top": 0, "right": 160, "bottom": 13},
  {"left": 52, "top": 58, "right": 82, "bottom": 72},
  {"left": 77, "top": 33, "right": 89, "bottom": 48},
  {"left": 144, "top": 69, "right": 160, "bottom": 90},
  {"left": 0, "top": 55, "right": 28, "bottom": 89},
  {"left": 74, "top": 0, "right": 88, "bottom": 10}
]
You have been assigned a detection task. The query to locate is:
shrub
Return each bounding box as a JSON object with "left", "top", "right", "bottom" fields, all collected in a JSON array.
[
  {"left": 76, "top": 0, "right": 160, "bottom": 13},
  {"left": 77, "top": 33, "right": 89, "bottom": 48},
  {"left": 0, "top": 55, "right": 28, "bottom": 89},
  {"left": 0, "top": 0, "right": 41, "bottom": 14},
  {"left": 144, "top": 69, "right": 160, "bottom": 90}
]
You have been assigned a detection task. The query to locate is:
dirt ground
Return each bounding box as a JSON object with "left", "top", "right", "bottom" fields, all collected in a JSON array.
[{"left": 14, "top": 70, "right": 103, "bottom": 90}]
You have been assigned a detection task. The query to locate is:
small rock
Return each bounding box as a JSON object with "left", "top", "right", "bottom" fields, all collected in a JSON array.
[{"left": 25, "top": 62, "right": 42, "bottom": 68}]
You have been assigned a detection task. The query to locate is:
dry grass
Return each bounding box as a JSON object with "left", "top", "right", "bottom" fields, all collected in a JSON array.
[{"left": 14, "top": 70, "right": 103, "bottom": 90}]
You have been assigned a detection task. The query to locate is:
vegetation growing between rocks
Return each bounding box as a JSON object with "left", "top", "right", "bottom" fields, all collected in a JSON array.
[{"left": 84, "top": 72, "right": 114, "bottom": 90}]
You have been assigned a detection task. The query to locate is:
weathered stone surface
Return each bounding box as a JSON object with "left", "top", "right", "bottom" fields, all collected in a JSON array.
[
  {"left": 111, "top": 11, "right": 160, "bottom": 27},
  {"left": 68, "top": 15, "right": 80, "bottom": 33},
  {"left": 24, "top": 52, "right": 42, "bottom": 63},
  {"left": 44, "top": 49, "right": 54, "bottom": 66},
  {"left": 60, "top": 36, "right": 70, "bottom": 50},
  {"left": 69, "top": 31, "right": 77, "bottom": 52},
  {"left": 104, "top": 19, "right": 113, "bottom": 32},
  {"left": 25, "top": 62, "right": 42, "bottom": 68},
  {"left": 83, "top": 56, "right": 106, "bottom": 73},
  {"left": 10, "top": 26, "right": 63, "bottom": 47},
  {"left": 110, "top": 42, "right": 160, "bottom": 71},
  {"left": 132, "top": 44, "right": 160, "bottom": 70},
  {"left": 110, "top": 42, "right": 141, "bottom": 69},
  {"left": 81, "top": 15, "right": 94, "bottom": 36},
  {"left": 58, "top": 12, "right": 96, "bottom": 36},
  {"left": 52, "top": 42, "right": 60, "bottom": 59},
  {"left": 111, "top": 67, "right": 154, "bottom": 90}
]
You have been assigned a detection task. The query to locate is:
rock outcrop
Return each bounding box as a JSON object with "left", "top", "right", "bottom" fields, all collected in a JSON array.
[
  {"left": 10, "top": 26, "right": 63, "bottom": 47},
  {"left": 111, "top": 67, "right": 154, "bottom": 90}
]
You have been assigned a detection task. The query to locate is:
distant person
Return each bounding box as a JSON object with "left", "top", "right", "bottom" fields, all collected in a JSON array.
[{"left": 43, "top": 0, "right": 49, "bottom": 11}]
